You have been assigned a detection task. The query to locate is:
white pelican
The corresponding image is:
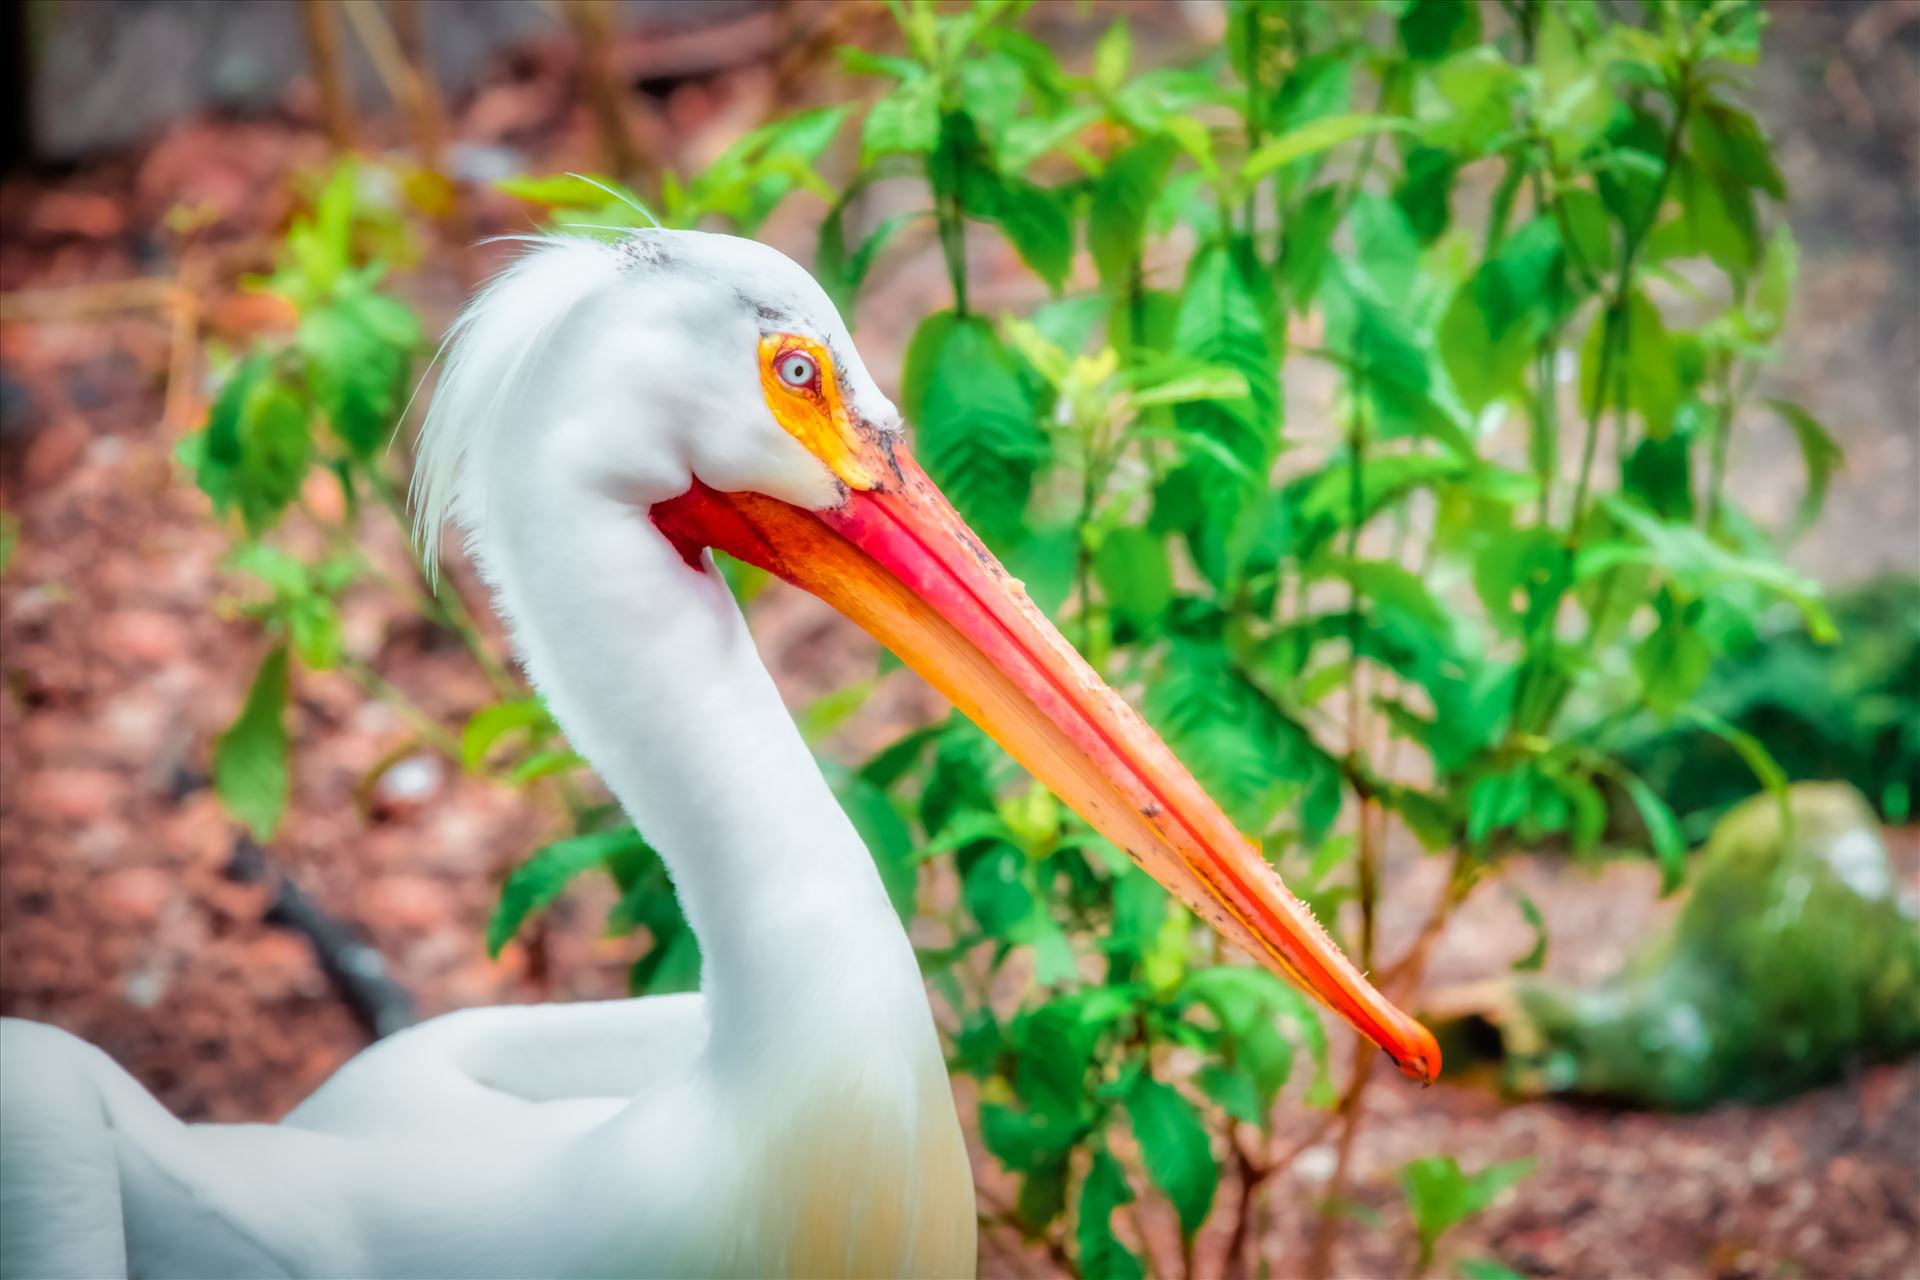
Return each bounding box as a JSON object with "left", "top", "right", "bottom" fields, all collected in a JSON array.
[{"left": 0, "top": 230, "right": 1437, "bottom": 1279}]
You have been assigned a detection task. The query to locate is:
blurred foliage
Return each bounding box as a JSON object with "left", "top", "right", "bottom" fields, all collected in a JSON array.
[
  {"left": 176, "top": 0, "right": 1881, "bottom": 1275},
  {"left": 1612, "top": 577, "right": 1920, "bottom": 834},
  {"left": 1466, "top": 784, "right": 1920, "bottom": 1109}
]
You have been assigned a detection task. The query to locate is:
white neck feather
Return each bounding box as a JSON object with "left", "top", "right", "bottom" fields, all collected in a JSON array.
[
  {"left": 423, "top": 242, "right": 929, "bottom": 1064},
  {"left": 413, "top": 234, "right": 975, "bottom": 1277},
  {"left": 483, "top": 472, "right": 923, "bottom": 1050}
]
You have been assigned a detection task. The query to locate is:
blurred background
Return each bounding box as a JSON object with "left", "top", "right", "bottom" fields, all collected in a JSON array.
[{"left": 1, "top": 2, "right": 1916, "bottom": 1277}]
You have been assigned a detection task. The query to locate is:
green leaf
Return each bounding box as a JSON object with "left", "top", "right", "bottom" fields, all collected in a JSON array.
[
  {"left": 1094, "top": 18, "right": 1131, "bottom": 93},
  {"left": 1764, "top": 399, "right": 1841, "bottom": 533},
  {"left": 215, "top": 646, "right": 291, "bottom": 840},
  {"left": 1269, "top": 50, "right": 1352, "bottom": 139},
  {"left": 508, "top": 749, "right": 584, "bottom": 785},
  {"left": 1423, "top": 47, "right": 1522, "bottom": 153},
  {"left": 1398, "top": 0, "right": 1481, "bottom": 61},
  {"left": 1321, "top": 261, "right": 1469, "bottom": 451},
  {"left": 226, "top": 542, "right": 311, "bottom": 599},
  {"left": 1126, "top": 1074, "right": 1217, "bottom": 1238},
  {"left": 1634, "top": 590, "right": 1710, "bottom": 713},
  {"left": 1006, "top": 522, "right": 1079, "bottom": 616},
  {"left": 1243, "top": 115, "right": 1416, "bottom": 183},
  {"left": 1000, "top": 104, "right": 1102, "bottom": 174},
  {"left": 1312, "top": 554, "right": 1452, "bottom": 636},
  {"left": 300, "top": 293, "right": 415, "bottom": 457},
  {"left": 1395, "top": 145, "right": 1458, "bottom": 244},
  {"left": 629, "top": 926, "right": 702, "bottom": 996},
  {"left": 1438, "top": 283, "right": 1530, "bottom": 413},
  {"left": 1623, "top": 414, "right": 1698, "bottom": 521},
  {"left": 685, "top": 104, "right": 847, "bottom": 233},
  {"left": 1689, "top": 100, "right": 1786, "bottom": 203},
  {"left": 1089, "top": 138, "right": 1175, "bottom": 289},
  {"left": 1161, "top": 240, "right": 1279, "bottom": 579},
  {"left": 1188, "top": 966, "right": 1330, "bottom": 1107},
  {"left": 1587, "top": 497, "right": 1835, "bottom": 641},
  {"left": 1681, "top": 705, "right": 1789, "bottom": 807},
  {"left": 1671, "top": 155, "right": 1761, "bottom": 275},
  {"left": 1536, "top": 6, "right": 1612, "bottom": 165},
  {"left": 963, "top": 840, "right": 1039, "bottom": 937},
  {"left": 1280, "top": 185, "right": 1343, "bottom": 310},
  {"left": 863, "top": 70, "right": 941, "bottom": 164},
  {"left": 1620, "top": 770, "right": 1687, "bottom": 893},
  {"left": 287, "top": 595, "right": 344, "bottom": 670},
  {"left": 488, "top": 827, "right": 651, "bottom": 957},
  {"left": 1401, "top": 1156, "right": 1534, "bottom": 1271},
  {"left": 1513, "top": 890, "right": 1548, "bottom": 972},
  {"left": 797, "top": 677, "right": 877, "bottom": 743},
  {"left": 1348, "top": 192, "right": 1423, "bottom": 302},
  {"left": 1093, "top": 527, "right": 1173, "bottom": 632},
  {"left": 1581, "top": 290, "right": 1680, "bottom": 437},
  {"left": 465, "top": 703, "right": 550, "bottom": 772},
  {"left": 462, "top": 698, "right": 553, "bottom": 772},
  {"left": 816, "top": 198, "right": 924, "bottom": 319},
  {"left": 838, "top": 777, "right": 918, "bottom": 921},
  {"left": 955, "top": 51, "right": 1027, "bottom": 162},
  {"left": 1196, "top": 1063, "right": 1264, "bottom": 1126},
  {"left": 193, "top": 357, "right": 313, "bottom": 536},
  {"left": 1460, "top": 1259, "right": 1529, "bottom": 1280},
  {"left": 1478, "top": 216, "right": 1568, "bottom": 337},
  {"left": 902, "top": 312, "right": 1045, "bottom": 544},
  {"left": 1017, "top": 1161, "right": 1069, "bottom": 1235},
  {"left": 1123, "top": 355, "right": 1250, "bottom": 409},
  {"left": 1076, "top": 1152, "right": 1143, "bottom": 1280},
  {"left": 986, "top": 176, "right": 1074, "bottom": 291},
  {"left": 1750, "top": 223, "right": 1798, "bottom": 340},
  {"left": 980, "top": 1102, "right": 1082, "bottom": 1175}
]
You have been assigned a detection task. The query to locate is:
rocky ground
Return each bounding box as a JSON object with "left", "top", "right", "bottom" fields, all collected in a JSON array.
[{"left": 2, "top": 3, "right": 1915, "bottom": 1277}]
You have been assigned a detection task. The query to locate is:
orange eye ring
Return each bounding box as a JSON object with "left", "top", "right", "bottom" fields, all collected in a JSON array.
[{"left": 758, "top": 333, "right": 880, "bottom": 491}]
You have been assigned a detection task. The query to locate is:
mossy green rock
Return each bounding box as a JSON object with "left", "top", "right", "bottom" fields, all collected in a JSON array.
[{"left": 1498, "top": 784, "right": 1920, "bottom": 1109}]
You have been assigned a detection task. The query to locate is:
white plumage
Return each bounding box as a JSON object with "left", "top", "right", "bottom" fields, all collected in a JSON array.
[{"left": 1, "top": 231, "right": 973, "bottom": 1278}]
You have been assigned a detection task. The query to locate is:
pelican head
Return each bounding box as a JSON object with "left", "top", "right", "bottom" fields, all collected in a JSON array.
[{"left": 418, "top": 227, "right": 1439, "bottom": 1084}]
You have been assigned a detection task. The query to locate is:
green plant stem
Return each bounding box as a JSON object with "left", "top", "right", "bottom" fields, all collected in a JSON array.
[
  {"left": 1221, "top": 1127, "right": 1271, "bottom": 1280},
  {"left": 1075, "top": 416, "right": 1100, "bottom": 655},
  {"left": 1125, "top": 260, "right": 1147, "bottom": 358},
  {"left": 1303, "top": 1046, "right": 1377, "bottom": 1280},
  {"left": 975, "top": 1187, "right": 1081, "bottom": 1280},
  {"left": 1573, "top": 74, "right": 1694, "bottom": 523},
  {"left": 1239, "top": 2, "right": 1266, "bottom": 242},
  {"left": 342, "top": 657, "right": 461, "bottom": 759},
  {"left": 1305, "top": 848, "right": 1469, "bottom": 1280},
  {"left": 1343, "top": 383, "right": 1378, "bottom": 966},
  {"left": 935, "top": 183, "right": 969, "bottom": 316},
  {"left": 1512, "top": 70, "right": 1694, "bottom": 739},
  {"left": 1704, "top": 348, "right": 1738, "bottom": 530},
  {"left": 365, "top": 468, "right": 519, "bottom": 698}
]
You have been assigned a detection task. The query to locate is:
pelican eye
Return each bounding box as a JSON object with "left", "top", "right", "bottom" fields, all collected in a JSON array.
[{"left": 778, "top": 352, "right": 818, "bottom": 389}]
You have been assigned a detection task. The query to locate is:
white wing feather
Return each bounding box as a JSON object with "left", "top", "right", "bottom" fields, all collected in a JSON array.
[{"left": 0, "top": 997, "right": 707, "bottom": 1279}]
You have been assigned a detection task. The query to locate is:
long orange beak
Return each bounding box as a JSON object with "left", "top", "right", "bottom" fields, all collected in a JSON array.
[{"left": 651, "top": 441, "right": 1439, "bottom": 1083}]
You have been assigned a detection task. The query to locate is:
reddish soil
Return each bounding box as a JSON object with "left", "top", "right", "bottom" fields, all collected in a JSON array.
[{"left": 2, "top": 4, "right": 1915, "bottom": 1278}]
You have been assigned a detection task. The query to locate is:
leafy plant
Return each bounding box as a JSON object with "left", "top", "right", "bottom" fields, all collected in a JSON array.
[
  {"left": 1401, "top": 1154, "right": 1534, "bottom": 1275},
  {"left": 783, "top": 2, "right": 1826, "bottom": 1273},
  {"left": 180, "top": 164, "right": 459, "bottom": 838},
  {"left": 186, "top": 2, "right": 1843, "bottom": 1276}
]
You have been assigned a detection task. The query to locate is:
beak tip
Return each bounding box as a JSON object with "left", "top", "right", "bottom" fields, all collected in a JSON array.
[{"left": 1390, "top": 1018, "right": 1443, "bottom": 1085}]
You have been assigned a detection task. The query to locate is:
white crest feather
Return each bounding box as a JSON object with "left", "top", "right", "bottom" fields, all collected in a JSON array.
[
  {"left": 563, "top": 172, "right": 662, "bottom": 228},
  {"left": 411, "top": 233, "right": 626, "bottom": 574}
]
